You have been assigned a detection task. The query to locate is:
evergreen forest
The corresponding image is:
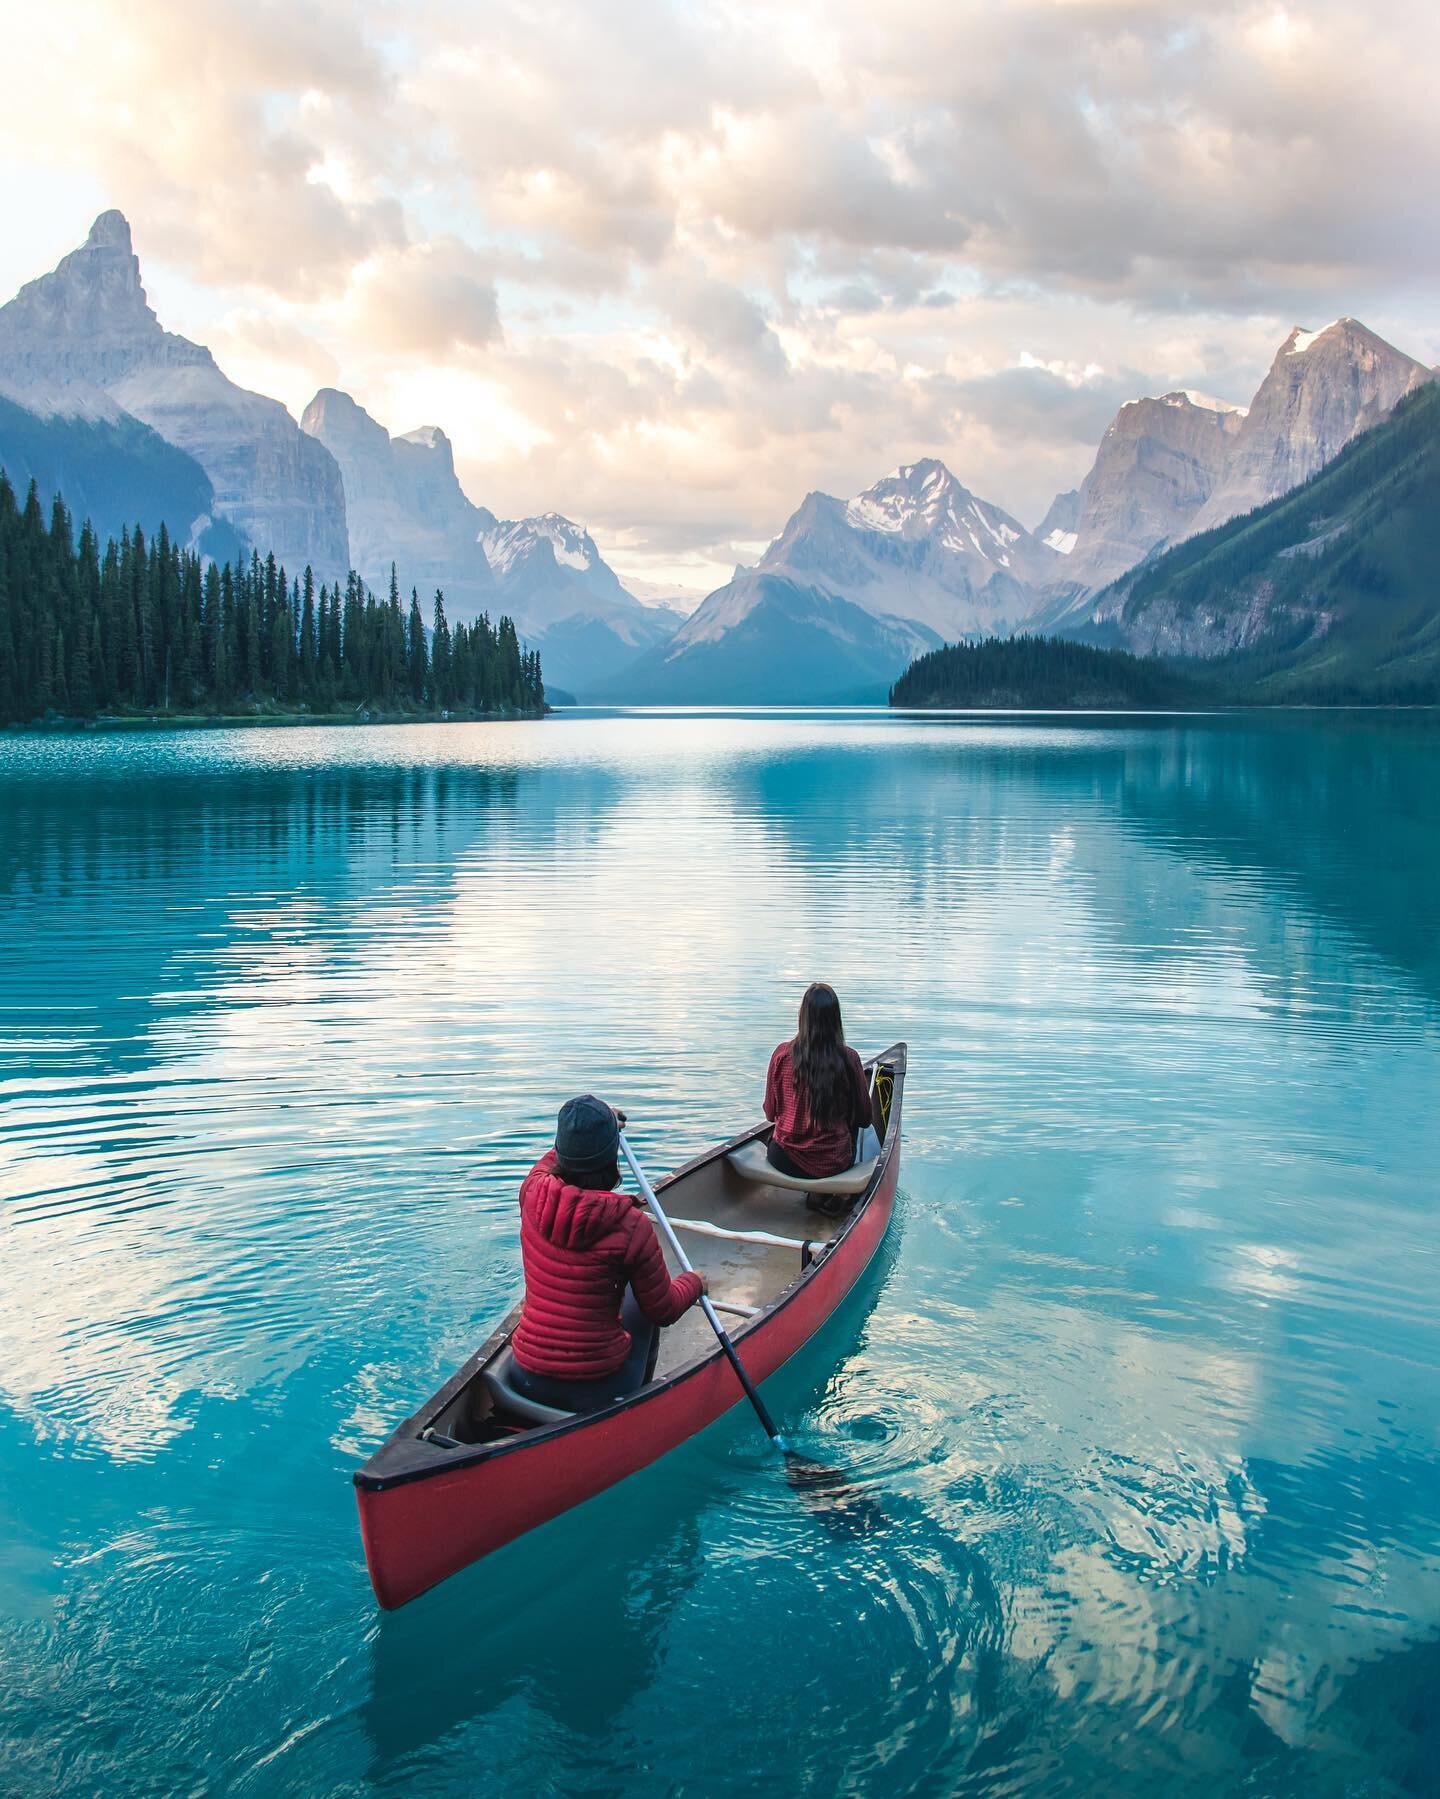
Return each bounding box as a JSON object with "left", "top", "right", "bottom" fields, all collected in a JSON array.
[
  {"left": 890, "top": 634, "right": 1203, "bottom": 709},
  {"left": 0, "top": 472, "right": 545, "bottom": 726}
]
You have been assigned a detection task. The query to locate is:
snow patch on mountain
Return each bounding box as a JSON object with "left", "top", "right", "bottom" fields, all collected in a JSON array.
[
  {"left": 1288, "top": 322, "right": 1344, "bottom": 356},
  {"left": 482, "top": 513, "right": 603, "bottom": 579},
  {"left": 845, "top": 491, "right": 904, "bottom": 534},
  {"left": 0, "top": 374, "right": 128, "bottom": 423},
  {"left": 1044, "top": 529, "right": 1078, "bottom": 555},
  {"left": 841, "top": 461, "right": 1035, "bottom": 586},
  {"left": 1168, "top": 389, "right": 1248, "bottom": 416}
]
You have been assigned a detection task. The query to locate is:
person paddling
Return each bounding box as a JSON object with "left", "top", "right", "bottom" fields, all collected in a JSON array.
[
  {"left": 509, "top": 1094, "right": 706, "bottom": 1413},
  {"left": 764, "top": 984, "right": 873, "bottom": 1200}
]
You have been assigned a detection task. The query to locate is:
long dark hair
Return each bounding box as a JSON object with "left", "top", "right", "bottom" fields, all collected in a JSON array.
[{"left": 791, "top": 983, "right": 850, "bottom": 1127}]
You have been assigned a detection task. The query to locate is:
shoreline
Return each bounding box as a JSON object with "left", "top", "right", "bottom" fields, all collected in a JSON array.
[
  {"left": 6, "top": 706, "right": 550, "bottom": 734},
  {"left": 888, "top": 698, "right": 1440, "bottom": 713}
]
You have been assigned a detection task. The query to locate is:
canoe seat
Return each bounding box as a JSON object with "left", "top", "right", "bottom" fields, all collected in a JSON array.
[
  {"left": 481, "top": 1348, "right": 575, "bottom": 1427},
  {"left": 726, "top": 1139, "right": 877, "bottom": 1196}
]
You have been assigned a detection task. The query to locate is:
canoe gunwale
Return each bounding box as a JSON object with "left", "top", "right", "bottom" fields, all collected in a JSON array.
[{"left": 353, "top": 1044, "right": 906, "bottom": 1496}]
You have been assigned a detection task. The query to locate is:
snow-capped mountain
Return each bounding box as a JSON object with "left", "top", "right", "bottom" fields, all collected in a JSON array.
[
  {"left": 612, "top": 459, "right": 1062, "bottom": 701},
  {"left": 480, "top": 514, "right": 680, "bottom": 696},
  {"left": 480, "top": 513, "right": 618, "bottom": 613},
  {"left": 301, "top": 388, "right": 495, "bottom": 614},
  {"left": 760, "top": 458, "right": 1056, "bottom": 638},
  {"left": 0, "top": 212, "right": 349, "bottom": 578}
]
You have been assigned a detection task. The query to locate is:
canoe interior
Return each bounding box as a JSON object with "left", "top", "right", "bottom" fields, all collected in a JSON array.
[{"left": 365, "top": 1047, "right": 904, "bottom": 1468}]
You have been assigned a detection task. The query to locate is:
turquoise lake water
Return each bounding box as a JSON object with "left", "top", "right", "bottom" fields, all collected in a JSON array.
[{"left": 1, "top": 709, "right": 1438, "bottom": 1795}]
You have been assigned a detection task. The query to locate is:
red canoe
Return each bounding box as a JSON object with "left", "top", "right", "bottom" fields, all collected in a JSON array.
[{"left": 354, "top": 1045, "right": 907, "bottom": 1608}]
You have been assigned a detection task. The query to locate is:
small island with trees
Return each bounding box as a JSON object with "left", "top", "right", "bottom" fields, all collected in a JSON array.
[
  {"left": 890, "top": 634, "right": 1204, "bottom": 710},
  {"left": 0, "top": 473, "right": 546, "bottom": 728}
]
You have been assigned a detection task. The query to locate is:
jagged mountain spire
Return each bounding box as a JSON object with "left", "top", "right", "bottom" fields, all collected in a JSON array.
[
  {"left": 0, "top": 209, "right": 161, "bottom": 352},
  {"left": 0, "top": 212, "right": 350, "bottom": 578}
]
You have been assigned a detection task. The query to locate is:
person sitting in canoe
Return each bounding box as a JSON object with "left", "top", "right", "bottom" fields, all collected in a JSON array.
[
  {"left": 764, "top": 982, "right": 874, "bottom": 1202},
  {"left": 509, "top": 1094, "right": 707, "bottom": 1412}
]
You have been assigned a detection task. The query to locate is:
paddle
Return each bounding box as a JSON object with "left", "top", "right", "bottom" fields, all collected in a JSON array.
[
  {"left": 617, "top": 1129, "right": 877, "bottom": 1518},
  {"left": 617, "top": 1128, "right": 790, "bottom": 1450}
]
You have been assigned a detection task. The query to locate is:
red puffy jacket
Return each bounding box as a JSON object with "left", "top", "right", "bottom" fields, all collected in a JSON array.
[{"left": 511, "top": 1152, "right": 703, "bottom": 1379}]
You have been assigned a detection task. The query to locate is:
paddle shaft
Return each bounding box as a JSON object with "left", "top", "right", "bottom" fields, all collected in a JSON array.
[{"left": 617, "top": 1131, "right": 785, "bottom": 1448}]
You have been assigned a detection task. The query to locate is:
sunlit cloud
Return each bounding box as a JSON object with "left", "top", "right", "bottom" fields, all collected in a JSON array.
[{"left": 2, "top": 0, "right": 1438, "bottom": 587}]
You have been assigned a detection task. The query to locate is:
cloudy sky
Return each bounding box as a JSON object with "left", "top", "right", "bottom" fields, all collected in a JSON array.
[{"left": 5, "top": 0, "right": 1439, "bottom": 591}]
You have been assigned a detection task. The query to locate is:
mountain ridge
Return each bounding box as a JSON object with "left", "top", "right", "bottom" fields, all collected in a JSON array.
[
  {"left": 1085, "top": 379, "right": 1440, "bottom": 698},
  {"left": 4, "top": 211, "right": 1434, "bottom": 708},
  {"left": 611, "top": 458, "right": 1057, "bottom": 700},
  {"left": 301, "top": 386, "right": 495, "bottom": 613}
]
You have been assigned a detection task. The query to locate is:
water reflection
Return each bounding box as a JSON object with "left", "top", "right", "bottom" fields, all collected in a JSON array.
[
  {"left": 362, "top": 1484, "right": 707, "bottom": 1781},
  {"left": 0, "top": 712, "right": 1437, "bottom": 1795}
]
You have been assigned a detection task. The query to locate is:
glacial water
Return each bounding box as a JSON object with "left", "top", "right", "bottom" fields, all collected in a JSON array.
[{"left": 1, "top": 709, "right": 1437, "bottom": 1796}]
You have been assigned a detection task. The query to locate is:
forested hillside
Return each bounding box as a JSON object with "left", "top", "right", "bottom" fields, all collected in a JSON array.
[
  {"left": 0, "top": 473, "right": 544, "bottom": 725},
  {"left": 890, "top": 634, "right": 1203, "bottom": 708},
  {"left": 1092, "top": 381, "right": 1440, "bottom": 702}
]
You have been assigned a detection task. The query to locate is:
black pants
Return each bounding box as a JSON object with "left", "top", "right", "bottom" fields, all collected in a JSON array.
[{"left": 508, "top": 1288, "right": 661, "bottom": 1414}]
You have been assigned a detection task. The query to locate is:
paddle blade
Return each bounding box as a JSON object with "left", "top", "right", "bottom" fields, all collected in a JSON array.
[{"left": 780, "top": 1449, "right": 888, "bottom": 1537}]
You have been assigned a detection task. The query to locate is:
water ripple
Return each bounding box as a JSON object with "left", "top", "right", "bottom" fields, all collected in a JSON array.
[{"left": 2, "top": 712, "right": 1439, "bottom": 1795}]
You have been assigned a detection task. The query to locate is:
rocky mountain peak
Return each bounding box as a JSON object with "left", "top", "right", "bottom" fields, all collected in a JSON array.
[
  {"left": 86, "top": 210, "right": 135, "bottom": 252},
  {"left": 301, "top": 387, "right": 382, "bottom": 447},
  {"left": 1182, "top": 316, "right": 1430, "bottom": 538},
  {"left": 844, "top": 457, "right": 1033, "bottom": 571},
  {"left": 394, "top": 426, "right": 458, "bottom": 485},
  {"left": 0, "top": 213, "right": 342, "bottom": 582},
  {"left": 1160, "top": 389, "right": 1247, "bottom": 417},
  {"left": 1032, "top": 389, "right": 1245, "bottom": 606},
  {"left": 1036, "top": 488, "right": 1081, "bottom": 556},
  {"left": 397, "top": 423, "right": 450, "bottom": 452},
  {"left": 1281, "top": 317, "right": 1357, "bottom": 356},
  {"left": 0, "top": 209, "right": 159, "bottom": 350},
  {"left": 1269, "top": 316, "right": 1413, "bottom": 376},
  {"left": 846, "top": 458, "right": 966, "bottom": 531}
]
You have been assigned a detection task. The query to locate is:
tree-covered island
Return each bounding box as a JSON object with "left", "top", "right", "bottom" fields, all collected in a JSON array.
[{"left": 890, "top": 634, "right": 1205, "bottom": 709}]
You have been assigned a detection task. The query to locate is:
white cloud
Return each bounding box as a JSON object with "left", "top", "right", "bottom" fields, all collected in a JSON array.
[
  {"left": 348, "top": 238, "right": 503, "bottom": 357},
  {"left": 3, "top": 0, "right": 1439, "bottom": 584}
]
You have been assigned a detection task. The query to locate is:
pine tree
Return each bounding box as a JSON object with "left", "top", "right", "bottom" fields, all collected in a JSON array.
[
  {"left": 431, "top": 590, "right": 452, "bottom": 709},
  {"left": 407, "top": 589, "right": 428, "bottom": 702},
  {"left": 299, "top": 566, "right": 317, "bottom": 691}
]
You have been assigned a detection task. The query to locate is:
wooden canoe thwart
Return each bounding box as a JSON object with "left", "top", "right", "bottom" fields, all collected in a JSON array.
[{"left": 353, "top": 1045, "right": 907, "bottom": 1608}]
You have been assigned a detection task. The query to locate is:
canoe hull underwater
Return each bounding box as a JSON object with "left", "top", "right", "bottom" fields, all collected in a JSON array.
[{"left": 354, "top": 1045, "right": 906, "bottom": 1609}]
